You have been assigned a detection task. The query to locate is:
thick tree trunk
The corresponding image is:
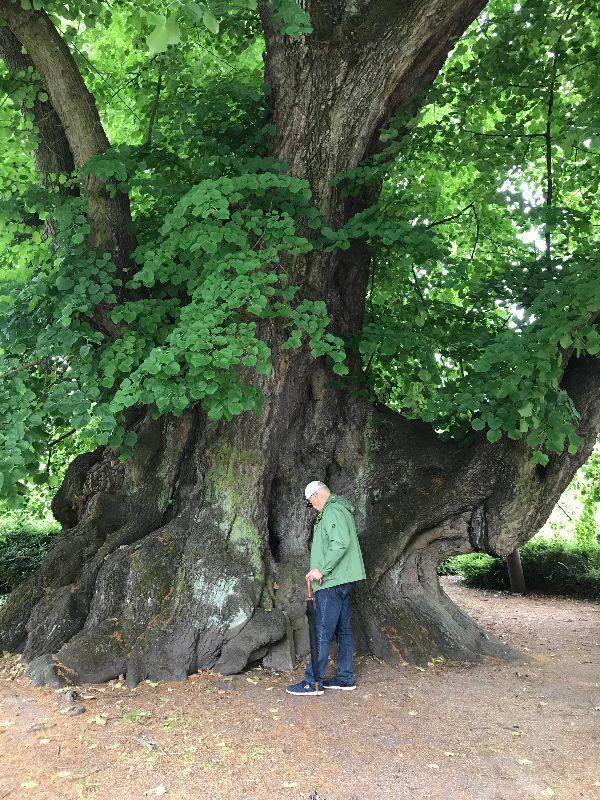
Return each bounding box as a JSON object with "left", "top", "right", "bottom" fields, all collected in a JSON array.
[
  {"left": 1, "top": 1, "right": 598, "bottom": 688},
  {"left": 2, "top": 353, "right": 597, "bottom": 686}
]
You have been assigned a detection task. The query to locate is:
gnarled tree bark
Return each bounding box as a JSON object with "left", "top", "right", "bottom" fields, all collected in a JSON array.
[{"left": 0, "top": 0, "right": 598, "bottom": 688}]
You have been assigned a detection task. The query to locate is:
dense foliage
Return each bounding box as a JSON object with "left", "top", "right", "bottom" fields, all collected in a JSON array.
[
  {"left": 0, "top": 0, "right": 598, "bottom": 504},
  {"left": 573, "top": 452, "right": 600, "bottom": 544},
  {"left": 0, "top": 522, "right": 58, "bottom": 597},
  {"left": 349, "top": 0, "right": 599, "bottom": 458},
  {"left": 439, "top": 537, "right": 600, "bottom": 599}
]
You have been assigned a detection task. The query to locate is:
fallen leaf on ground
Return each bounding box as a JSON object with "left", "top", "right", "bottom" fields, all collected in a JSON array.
[
  {"left": 93, "top": 715, "right": 107, "bottom": 725},
  {"left": 20, "top": 781, "right": 38, "bottom": 789},
  {"left": 121, "top": 710, "right": 151, "bottom": 723},
  {"left": 145, "top": 785, "right": 167, "bottom": 796},
  {"left": 517, "top": 758, "right": 533, "bottom": 765}
]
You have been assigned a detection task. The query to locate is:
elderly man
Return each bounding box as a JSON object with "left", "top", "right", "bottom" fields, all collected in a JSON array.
[{"left": 286, "top": 481, "right": 366, "bottom": 696}]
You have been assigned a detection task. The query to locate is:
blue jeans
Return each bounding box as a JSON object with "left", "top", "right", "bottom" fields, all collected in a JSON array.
[{"left": 304, "top": 583, "right": 355, "bottom": 685}]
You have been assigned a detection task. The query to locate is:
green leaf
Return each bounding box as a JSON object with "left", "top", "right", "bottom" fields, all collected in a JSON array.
[
  {"left": 146, "top": 15, "right": 168, "bottom": 55},
  {"left": 182, "top": 2, "right": 204, "bottom": 23},
  {"left": 559, "top": 333, "right": 572, "bottom": 349},
  {"left": 207, "top": 405, "right": 223, "bottom": 420},
  {"left": 165, "top": 13, "right": 182, "bottom": 45},
  {"left": 518, "top": 403, "right": 533, "bottom": 418},
  {"left": 530, "top": 451, "right": 549, "bottom": 466},
  {"left": 203, "top": 9, "right": 220, "bottom": 34},
  {"left": 358, "top": 340, "right": 377, "bottom": 355},
  {"left": 146, "top": 14, "right": 180, "bottom": 55},
  {"left": 486, "top": 429, "right": 502, "bottom": 443}
]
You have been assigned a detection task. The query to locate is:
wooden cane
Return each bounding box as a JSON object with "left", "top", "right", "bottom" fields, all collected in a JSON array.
[{"left": 306, "top": 575, "right": 313, "bottom": 600}]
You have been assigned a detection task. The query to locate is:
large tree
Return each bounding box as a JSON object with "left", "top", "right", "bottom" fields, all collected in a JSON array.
[{"left": 0, "top": 0, "right": 598, "bottom": 686}]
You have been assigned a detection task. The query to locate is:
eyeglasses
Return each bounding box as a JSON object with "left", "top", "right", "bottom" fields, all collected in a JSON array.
[{"left": 305, "top": 491, "right": 317, "bottom": 508}]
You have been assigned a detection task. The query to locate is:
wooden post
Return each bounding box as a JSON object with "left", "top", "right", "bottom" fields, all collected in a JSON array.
[{"left": 506, "top": 548, "right": 526, "bottom": 594}]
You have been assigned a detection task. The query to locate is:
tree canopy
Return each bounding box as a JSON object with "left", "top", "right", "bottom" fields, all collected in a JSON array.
[{"left": 0, "top": 0, "right": 598, "bottom": 503}]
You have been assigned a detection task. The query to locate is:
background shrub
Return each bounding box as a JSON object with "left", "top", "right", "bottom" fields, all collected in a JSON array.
[
  {"left": 439, "top": 536, "right": 600, "bottom": 600},
  {"left": 0, "top": 515, "right": 59, "bottom": 596}
]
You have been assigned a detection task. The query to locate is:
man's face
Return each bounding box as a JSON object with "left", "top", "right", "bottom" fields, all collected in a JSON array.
[{"left": 307, "top": 488, "right": 329, "bottom": 511}]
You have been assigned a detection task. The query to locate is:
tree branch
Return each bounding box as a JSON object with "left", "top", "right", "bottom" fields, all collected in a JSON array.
[
  {"left": 411, "top": 265, "right": 428, "bottom": 310},
  {"left": 469, "top": 204, "right": 480, "bottom": 262},
  {"left": 0, "top": 27, "right": 75, "bottom": 180},
  {"left": 544, "top": 56, "right": 557, "bottom": 266},
  {"left": 461, "top": 127, "right": 545, "bottom": 139},
  {"left": 0, "top": 3, "right": 136, "bottom": 280},
  {"left": 144, "top": 72, "right": 163, "bottom": 149},
  {"left": 426, "top": 201, "right": 475, "bottom": 229}
]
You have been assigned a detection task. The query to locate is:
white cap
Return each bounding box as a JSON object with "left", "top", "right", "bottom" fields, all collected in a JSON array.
[{"left": 304, "top": 480, "right": 326, "bottom": 500}]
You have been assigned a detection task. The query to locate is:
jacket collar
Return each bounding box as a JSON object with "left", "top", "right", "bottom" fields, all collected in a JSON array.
[{"left": 315, "top": 494, "right": 334, "bottom": 522}]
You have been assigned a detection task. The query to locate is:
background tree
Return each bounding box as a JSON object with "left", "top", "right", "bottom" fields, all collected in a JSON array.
[
  {"left": 0, "top": 0, "right": 597, "bottom": 686},
  {"left": 573, "top": 453, "right": 600, "bottom": 544}
]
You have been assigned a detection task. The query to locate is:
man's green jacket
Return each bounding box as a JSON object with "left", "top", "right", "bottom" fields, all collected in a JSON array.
[{"left": 310, "top": 494, "right": 366, "bottom": 592}]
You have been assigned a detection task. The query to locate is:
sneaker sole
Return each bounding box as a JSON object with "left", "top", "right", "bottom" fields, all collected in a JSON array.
[
  {"left": 286, "top": 688, "right": 324, "bottom": 696},
  {"left": 323, "top": 685, "right": 357, "bottom": 691}
]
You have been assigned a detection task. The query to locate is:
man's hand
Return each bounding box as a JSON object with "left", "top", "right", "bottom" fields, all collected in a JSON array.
[{"left": 306, "top": 568, "right": 323, "bottom": 584}]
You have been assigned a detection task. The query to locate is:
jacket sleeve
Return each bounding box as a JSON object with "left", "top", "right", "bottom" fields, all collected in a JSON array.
[{"left": 319, "top": 507, "right": 351, "bottom": 578}]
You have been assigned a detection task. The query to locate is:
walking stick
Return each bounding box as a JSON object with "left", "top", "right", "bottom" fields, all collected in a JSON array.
[{"left": 305, "top": 575, "right": 321, "bottom": 693}]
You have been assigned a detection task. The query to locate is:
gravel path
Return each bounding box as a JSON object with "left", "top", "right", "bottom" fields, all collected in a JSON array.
[{"left": 1, "top": 577, "right": 598, "bottom": 800}]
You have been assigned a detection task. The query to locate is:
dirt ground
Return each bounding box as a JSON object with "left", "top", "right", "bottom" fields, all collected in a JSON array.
[{"left": 1, "top": 577, "right": 599, "bottom": 800}]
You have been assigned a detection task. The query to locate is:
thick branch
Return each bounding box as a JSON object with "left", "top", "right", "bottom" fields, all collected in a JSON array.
[
  {"left": 260, "top": 0, "right": 488, "bottom": 338},
  {"left": 0, "top": 3, "right": 136, "bottom": 276},
  {"left": 261, "top": 0, "right": 488, "bottom": 208}
]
